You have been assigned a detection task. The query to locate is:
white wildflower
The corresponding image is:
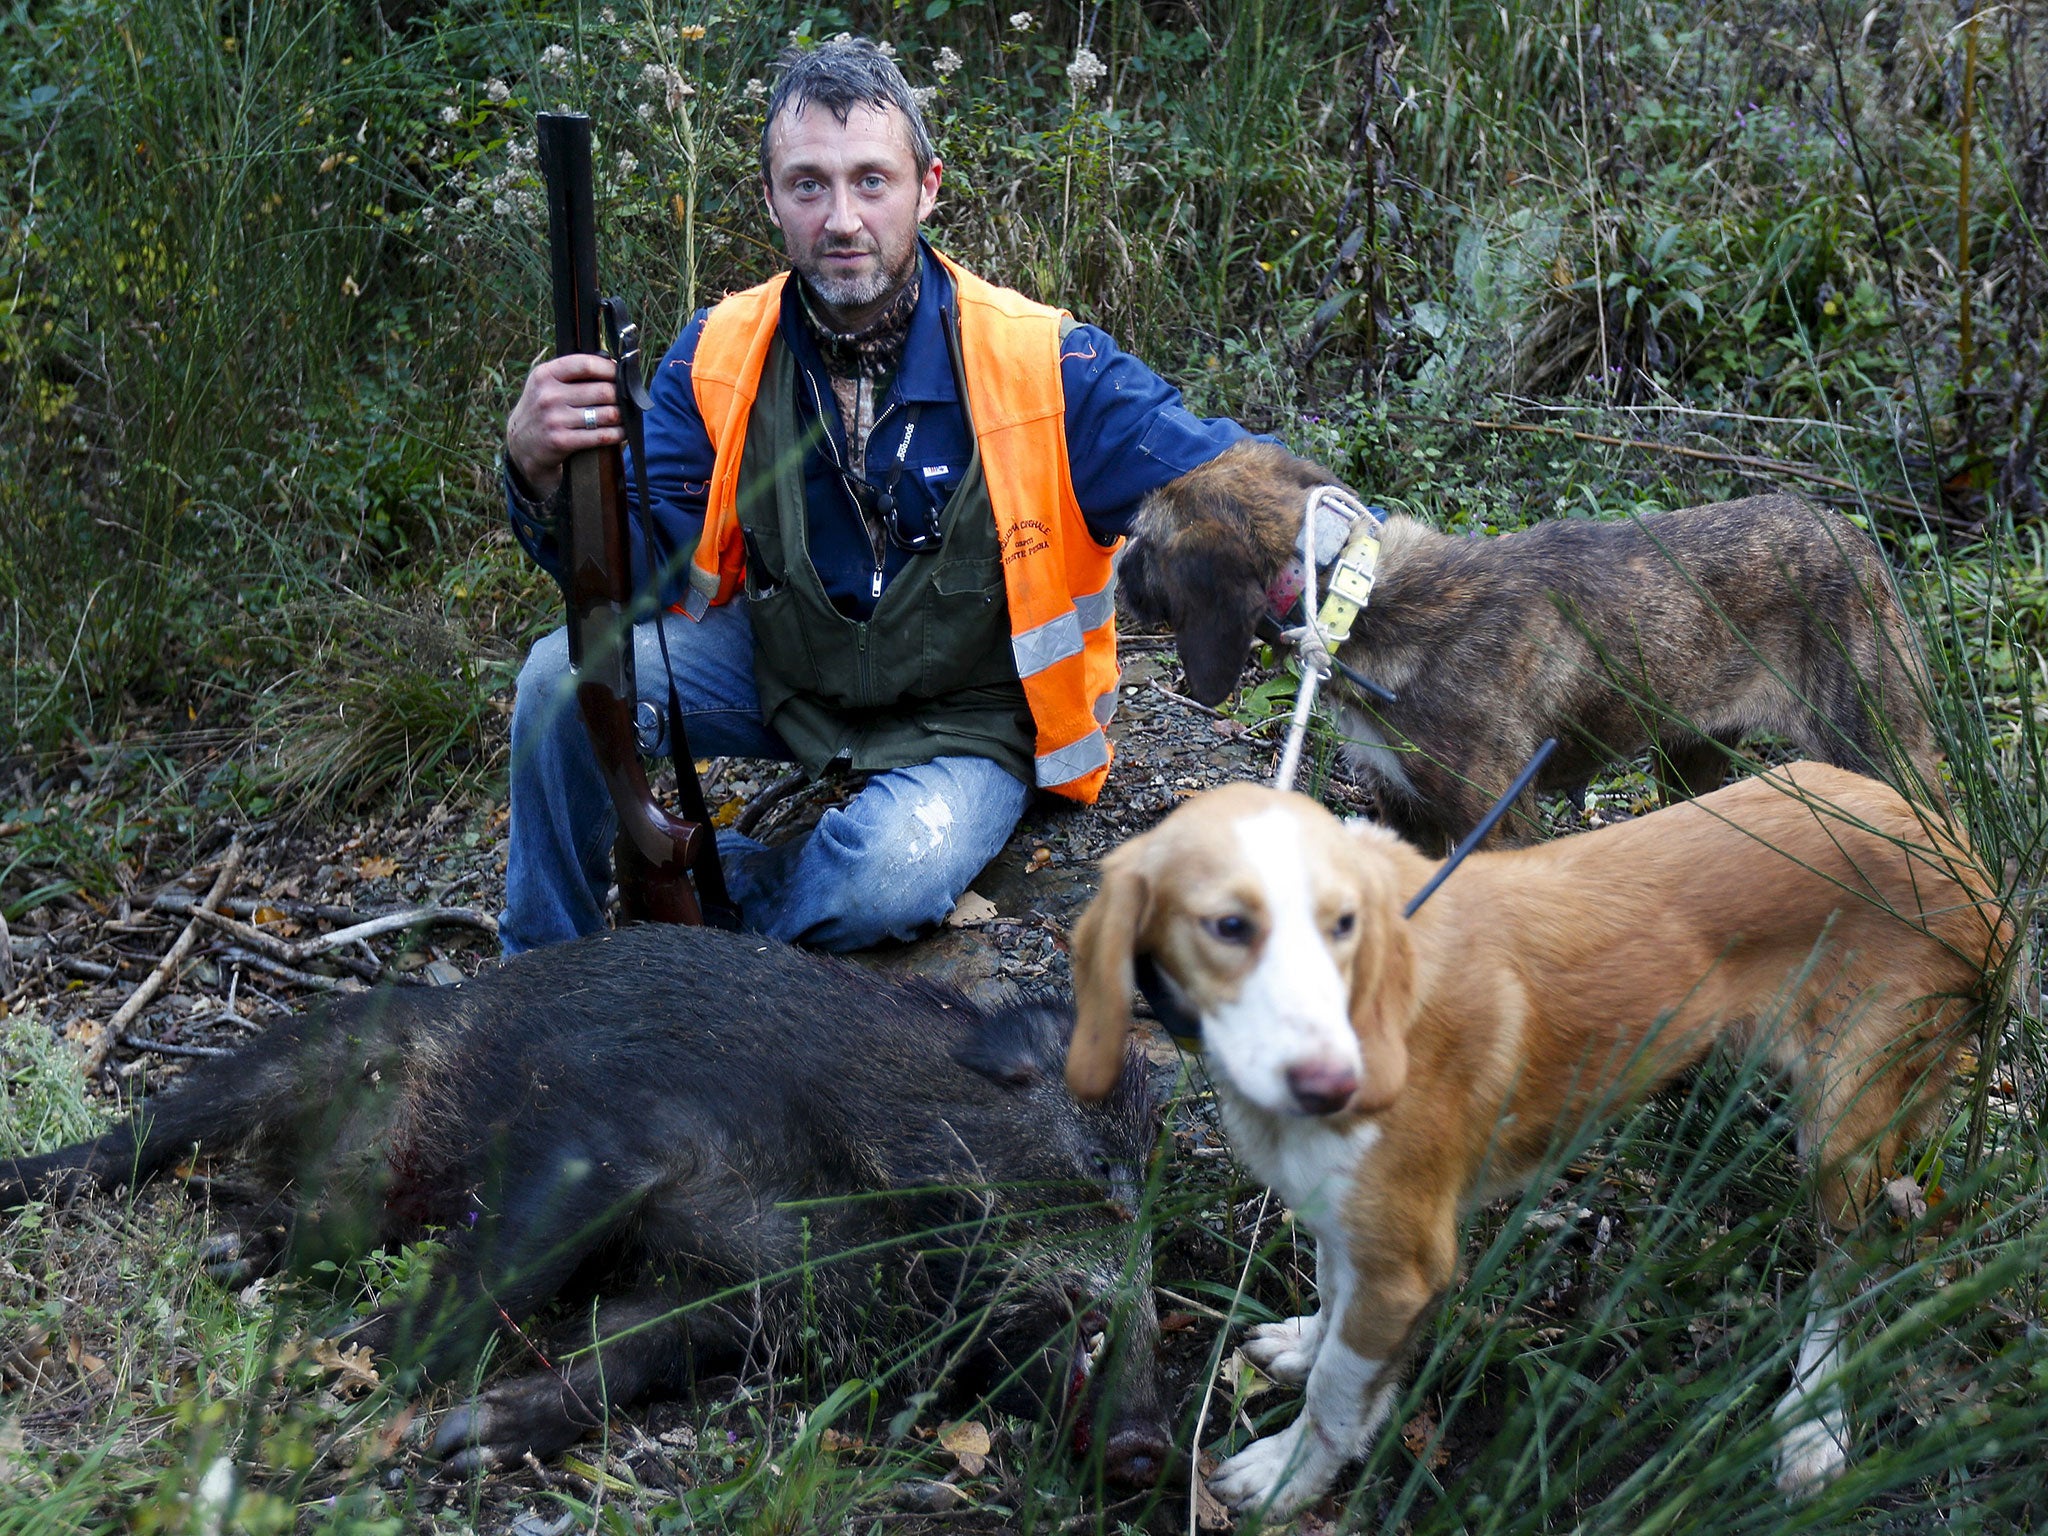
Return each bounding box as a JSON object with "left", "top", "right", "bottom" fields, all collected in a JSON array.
[
  {"left": 1066, "top": 46, "right": 1106, "bottom": 93},
  {"left": 508, "top": 137, "right": 537, "bottom": 166},
  {"left": 538, "top": 43, "right": 571, "bottom": 73},
  {"left": 600, "top": 6, "right": 616, "bottom": 22},
  {"left": 933, "top": 46, "right": 963, "bottom": 77},
  {"left": 617, "top": 36, "right": 634, "bottom": 57},
  {"left": 1009, "top": 11, "right": 1034, "bottom": 29},
  {"left": 909, "top": 86, "right": 937, "bottom": 111},
  {"left": 615, "top": 151, "right": 638, "bottom": 178},
  {"left": 485, "top": 77, "right": 509, "bottom": 104},
  {"left": 492, "top": 196, "right": 511, "bottom": 215},
  {"left": 455, "top": 195, "right": 476, "bottom": 214},
  {"left": 419, "top": 204, "right": 436, "bottom": 224},
  {"left": 876, "top": 40, "right": 896, "bottom": 58},
  {"left": 744, "top": 76, "right": 767, "bottom": 99},
  {"left": 440, "top": 105, "right": 460, "bottom": 125},
  {"left": 830, "top": 31, "right": 852, "bottom": 44},
  {"left": 636, "top": 100, "right": 656, "bottom": 122}
]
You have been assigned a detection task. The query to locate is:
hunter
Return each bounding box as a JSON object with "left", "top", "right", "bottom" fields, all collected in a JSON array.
[{"left": 500, "top": 36, "right": 1255, "bottom": 952}]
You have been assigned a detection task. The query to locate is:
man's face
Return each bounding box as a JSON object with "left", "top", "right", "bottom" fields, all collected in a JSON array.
[{"left": 763, "top": 99, "right": 940, "bottom": 325}]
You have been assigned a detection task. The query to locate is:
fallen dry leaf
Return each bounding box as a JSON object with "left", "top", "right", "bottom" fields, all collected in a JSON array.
[
  {"left": 311, "top": 1338, "right": 381, "bottom": 1399},
  {"left": 356, "top": 855, "right": 400, "bottom": 880},
  {"left": 64, "top": 1335, "right": 111, "bottom": 1387},
  {"left": 1218, "top": 1348, "right": 1275, "bottom": 1400},
  {"left": 1193, "top": 1476, "right": 1233, "bottom": 1530},
  {"left": 819, "top": 1428, "right": 864, "bottom": 1454},
  {"left": 249, "top": 905, "right": 301, "bottom": 937},
  {"left": 1400, "top": 1409, "right": 1449, "bottom": 1469},
  {"left": 943, "top": 891, "right": 998, "bottom": 928},
  {"left": 938, "top": 1419, "right": 991, "bottom": 1475},
  {"left": 371, "top": 1406, "right": 414, "bottom": 1459}
]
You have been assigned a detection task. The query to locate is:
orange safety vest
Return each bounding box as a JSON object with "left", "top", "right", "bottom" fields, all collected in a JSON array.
[{"left": 687, "top": 252, "right": 1119, "bottom": 803}]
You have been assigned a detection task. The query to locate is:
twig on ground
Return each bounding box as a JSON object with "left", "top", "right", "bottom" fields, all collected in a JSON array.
[
  {"left": 1149, "top": 679, "right": 1224, "bottom": 719},
  {"left": 80, "top": 841, "right": 244, "bottom": 1076},
  {"left": 733, "top": 768, "right": 810, "bottom": 838},
  {"left": 120, "top": 1033, "right": 235, "bottom": 1060},
  {"left": 218, "top": 946, "right": 370, "bottom": 994},
  {"left": 153, "top": 895, "right": 497, "bottom": 964},
  {"left": 1390, "top": 411, "right": 1925, "bottom": 513}
]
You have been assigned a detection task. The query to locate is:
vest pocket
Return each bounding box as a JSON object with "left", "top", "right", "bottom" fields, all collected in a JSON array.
[
  {"left": 921, "top": 560, "right": 1012, "bottom": 696},
  {"left": 744, "top": 585, "right": 824, "bottom": 697}
]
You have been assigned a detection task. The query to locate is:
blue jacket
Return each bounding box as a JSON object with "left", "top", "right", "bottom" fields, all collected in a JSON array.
[{"left": 510, "top": 243, "right": 1252, "bottom": 618}]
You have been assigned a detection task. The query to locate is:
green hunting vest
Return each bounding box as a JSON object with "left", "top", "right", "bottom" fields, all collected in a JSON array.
[{"left": 733, "top": 336, "right": 1035, "bottom": 783}]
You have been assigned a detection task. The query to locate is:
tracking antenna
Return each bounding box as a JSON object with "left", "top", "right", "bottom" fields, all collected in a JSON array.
[{"left": 1402, "top": 738, "right": 1558, "bottom": 919}]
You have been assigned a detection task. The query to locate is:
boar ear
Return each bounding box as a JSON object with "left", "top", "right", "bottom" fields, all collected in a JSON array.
[
  {"left": 954, "top": 1004, "right": 1063, "bottom": 1088},
  {"left": 1347, "top": 902, "right": 1417, "bottom": 1115},
  {"left": 1067, "top": 854, "right": 1153, "bottom": 1103}
]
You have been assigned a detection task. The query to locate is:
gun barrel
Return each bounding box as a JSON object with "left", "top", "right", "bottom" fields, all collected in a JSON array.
[{"left": 538, "top": 113, "right": 601, "bottom": 358}]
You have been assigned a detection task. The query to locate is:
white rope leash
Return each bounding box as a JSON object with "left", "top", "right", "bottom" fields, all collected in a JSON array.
[{"left": 1271, "top": 486, "right": 1350, "bottom": 792}]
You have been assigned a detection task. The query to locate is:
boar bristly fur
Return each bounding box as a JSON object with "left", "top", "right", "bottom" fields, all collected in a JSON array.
[{"left": 3, "top": 926, "right": 1169, "bottom": 1484}]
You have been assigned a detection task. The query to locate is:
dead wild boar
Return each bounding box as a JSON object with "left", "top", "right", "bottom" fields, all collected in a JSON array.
[{"left": 1, "top": 925, "right": 1170, "bottom": 1485}]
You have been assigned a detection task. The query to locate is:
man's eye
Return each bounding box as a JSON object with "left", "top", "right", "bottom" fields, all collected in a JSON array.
[{"left": 1203, "top": 914, "right": 1253, "bottom": 945}]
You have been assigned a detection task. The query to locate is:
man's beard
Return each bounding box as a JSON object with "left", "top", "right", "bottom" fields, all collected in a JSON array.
[{"left": 799, "top": 236, "right": 918, "bottom": 315}]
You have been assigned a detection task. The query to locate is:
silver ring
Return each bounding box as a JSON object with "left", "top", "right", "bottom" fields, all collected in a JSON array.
[{"left": 581, "top": 406, "right": 599, "bottom": 429}]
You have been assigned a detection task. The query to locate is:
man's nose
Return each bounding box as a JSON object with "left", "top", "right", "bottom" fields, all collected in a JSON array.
[{"left": 823, "top": 185, "right": 861, "bottom": 237}]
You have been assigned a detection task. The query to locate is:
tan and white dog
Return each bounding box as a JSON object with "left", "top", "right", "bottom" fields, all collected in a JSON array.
[{"left": 1065, "top": 765, "right": 2008, "bottom": 1517}]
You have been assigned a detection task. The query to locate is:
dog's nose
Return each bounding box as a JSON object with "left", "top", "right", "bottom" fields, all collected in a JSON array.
[{"left": 1286, "top": 1061, "right": 1358, "bottom": 1115}]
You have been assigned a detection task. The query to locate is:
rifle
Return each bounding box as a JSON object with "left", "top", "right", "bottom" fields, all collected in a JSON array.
[{"left": 537, "top": 111, "right": 734, "bottom": 929}]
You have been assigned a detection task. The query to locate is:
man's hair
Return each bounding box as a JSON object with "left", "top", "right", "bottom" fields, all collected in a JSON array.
[{"left": 760, "top": 37, "right": 936, "bottom": 183}]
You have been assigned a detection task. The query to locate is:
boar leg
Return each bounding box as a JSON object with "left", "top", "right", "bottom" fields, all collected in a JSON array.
[
  {"left": 358, "top": 1149, "right": 655, "bottom": 1383},
  {"left": 432, "top": 1281, "right": 747, "bottom": 1473}
]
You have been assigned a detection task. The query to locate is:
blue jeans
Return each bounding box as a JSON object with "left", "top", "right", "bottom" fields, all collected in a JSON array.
[{"left": 501, "top": 599, "right": 1031, "bottom": 954}]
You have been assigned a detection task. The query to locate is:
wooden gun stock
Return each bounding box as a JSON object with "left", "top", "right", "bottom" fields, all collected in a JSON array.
[{"left": 538, "top": 110, "right": 728, "bottom": 929}]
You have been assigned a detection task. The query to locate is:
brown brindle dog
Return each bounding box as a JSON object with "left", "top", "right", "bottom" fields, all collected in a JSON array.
[
  {"left": 1118, "top": 441, "right": 1942, "bottom": 850},
  {"left": 1065, "top": 765, "right": 2007, "bottom": 1518}
]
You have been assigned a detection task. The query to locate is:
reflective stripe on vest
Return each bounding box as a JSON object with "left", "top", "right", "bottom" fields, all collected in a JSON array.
[{"left": 688, "top": 255, "right": 1120, "bottom": 802}]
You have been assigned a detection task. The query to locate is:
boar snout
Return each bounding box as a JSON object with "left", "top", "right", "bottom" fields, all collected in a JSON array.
[{"left": 1104, "top": 1421, "right": 1172, "bottom": 1488}]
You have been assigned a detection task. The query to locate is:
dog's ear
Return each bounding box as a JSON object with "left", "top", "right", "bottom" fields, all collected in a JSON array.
[
  {"left": 1067, "top": 851, "right": 1153, "bottom": 1103},
  {"left": 1173, "top": 566, "right": 1266, "bottom": 706},
  {"left": 1347, "top": 901, "right": 1418, "bottom": 1114}
]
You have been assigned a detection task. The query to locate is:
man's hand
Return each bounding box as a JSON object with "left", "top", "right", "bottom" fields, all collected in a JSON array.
[{"left": 506, "top": 354, "right": 625, "bottom": 500}]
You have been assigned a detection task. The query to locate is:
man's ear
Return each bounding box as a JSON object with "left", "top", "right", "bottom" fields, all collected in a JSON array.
[
  {"left": 1067, "top": 850, "right": 1153, "bottom": 1103},
  {"left": 1347, "top": 898, "right": 1417, "bottom": 1114}
]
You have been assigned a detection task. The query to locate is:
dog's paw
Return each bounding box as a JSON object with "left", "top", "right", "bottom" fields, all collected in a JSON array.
[
  {"left": 1209, "top": 1421, "right": 1334, "bottom": 1519},
  {"left": 1773, "top": 1411, "right": 1848, "bottom": 1499},
  {"left": 1241, "top": 1315, "right": 1323, "bottom": 1387}
]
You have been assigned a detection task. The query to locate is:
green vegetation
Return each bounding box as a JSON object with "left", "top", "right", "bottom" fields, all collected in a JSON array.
[{"left": 2, "top": 0, "right": 2045, "bottom": 1531}]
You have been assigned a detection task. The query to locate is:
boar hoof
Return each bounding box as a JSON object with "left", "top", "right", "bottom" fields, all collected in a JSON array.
[{"left": 433, "top": 1376, "right": 595, "bottom": 1474}]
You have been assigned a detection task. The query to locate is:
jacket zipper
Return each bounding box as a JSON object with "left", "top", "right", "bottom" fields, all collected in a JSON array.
[{"left": 804, "top": 368, "right": 895, "bottom": 603}]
